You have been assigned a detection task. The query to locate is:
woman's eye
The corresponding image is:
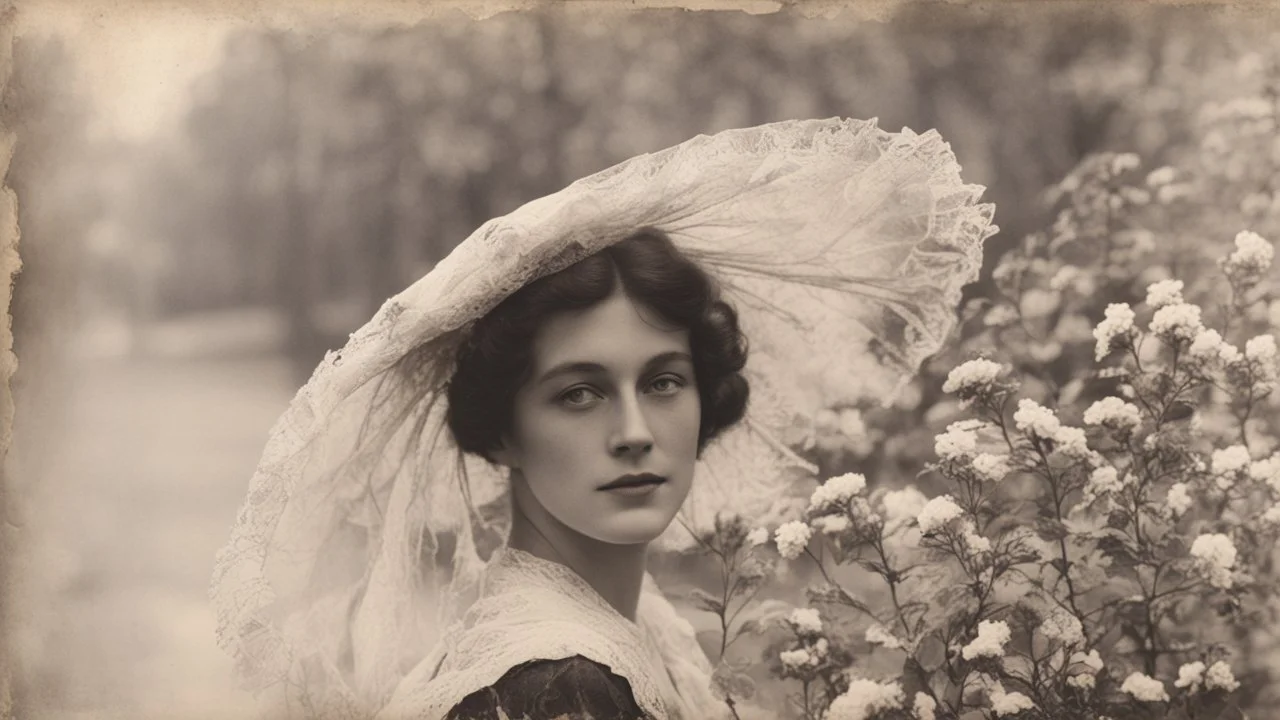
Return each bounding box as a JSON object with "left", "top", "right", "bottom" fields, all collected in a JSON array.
[
  {"left": 649, "top": 375, "right": 685, "bottom": 394},
  {"left": 559, "top": 387, "right": 601, "bottom": 407}
]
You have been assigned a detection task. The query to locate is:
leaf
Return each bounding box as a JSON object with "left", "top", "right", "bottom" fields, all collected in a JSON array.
[
  {"left": 688, "top": 588, "right": 726, "bottom": 615},
  {"left": 1161, "top": 399, "right": 1196, "bottom": 423},
  {"left": 899, "top": 656, "right": 932, "bottom": 700},
  {"left": 806, "top": 584, "right": 873, "bottom": 615},
  {"left": 733, "top": 598, "right": 793, "bottom": 630},
  {"left": 914, "top": 634, "right": 948, "bottom": 672},
  {"left": 1034, "top": 516, "right": 1071, "bottom": 542},
  {"left": 710, "top": 663, "right": 757, "bottom": 701}
]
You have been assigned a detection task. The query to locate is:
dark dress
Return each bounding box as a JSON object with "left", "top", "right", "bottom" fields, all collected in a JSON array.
[{"left": 444, "top": 654, "right": 648, "bottom": 720}]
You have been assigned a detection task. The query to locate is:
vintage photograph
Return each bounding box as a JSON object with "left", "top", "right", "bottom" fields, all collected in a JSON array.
[{"left": 4, "top": 2, "right": 1280, "bottom": 719}]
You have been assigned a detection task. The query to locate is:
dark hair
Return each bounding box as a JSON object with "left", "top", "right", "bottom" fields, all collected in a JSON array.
[{"left": 445, "top": 228, "right": 749, "bottom": 462}]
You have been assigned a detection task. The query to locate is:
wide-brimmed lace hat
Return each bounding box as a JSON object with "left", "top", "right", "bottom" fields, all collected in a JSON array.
[{"left": 210, "top": 117, "right": 997, "bottom": 716}]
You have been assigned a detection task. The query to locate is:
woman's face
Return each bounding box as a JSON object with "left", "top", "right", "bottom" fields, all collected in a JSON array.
[{"left": 495, "top": 286, "right": 701, "bottom": 546}]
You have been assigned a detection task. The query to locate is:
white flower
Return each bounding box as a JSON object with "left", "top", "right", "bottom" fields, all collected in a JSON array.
[
  {"left": 1040, "top": 606, "right": 1084, "bottom": 646},
  {"left": 1220, "top": 341, "right": 1244, "bottom": 365},
  {"left": 1083, "top": 466, "right": 1125, "bottom": 504},
  {"left": 1053, "top": 425, "right": 1092, "bottom": 459},
  {"left": 809, "top": 473, "right": 867, "bottom": 511},
  {"left": 1190, "top": 533, "right": 1238, "bottom": 568},
  {"left": 1158, "top": 183, "right": 1194, "bottom": 204},
  {"left": 1067, "top": 649, "right": 1104, "bottom": 690},
  {"left": 1213, "top": 445, "right": 1252, "bottom": 475},
  {"left": 1121, "top": 672, "right": 1170, "bottom": 702},
  {"left": 780, "top": 648, "right": 813, "bottom": 670},
  {"left": 1111, "top": 153, "right": 1140, "bottom": 174},
  {"left": 789, "top": 607, "right": 824, "bottom": 636},
  {"left": 882, "top": 486, "right": 928, "bottom": 525},
  {"left": 1150, "top": 302, "right": 1204, "bottom": 343},
  {"left": 746, "top": 528, "right": 770, "bottom": 547},
  {"left": 989, "top": 687, "right": 1036, "bottom": 717},
  {"left": 985, "top": 305, "right": 1019, "bottom": 327},
  {"left": 824, "top": 679, "right": 904, "bottom": 720},
  {"left": 1071, "top": 649, "right": 1104, "bottom": 674},
  {"left": 1190, "top": 328, "right": 1226, "bottom": 360},
  {"left": 962, "top": 522, "right": 991, "bottom": 554},
  {"left": 1262, "top": 505, "right": 1280, "bottom": 526},
  {"left": 1145, "top": 279, "right": 1185, "bottom": 309},
  {"left": 912, "top": 692, "right": 937, "bottom": 720},
  {"left": 1206, "top": 661, "right": 1241, "bottom": 692},
  {"left": 917, "top": 495, "right": 964, "bottom": 534},
  {"left": 1067, "top": 673, "right": 1096, "bottom": 690},
  {"left": 1223, "top": 230, "right": 1274, "bottom": 277},
  {"left": 1246, "top": 334, "right": 1278, "bottom": 363},
  {"left": 943, "top": 358, "right": 1005, "bottom": 395},
  {"left": 972, "top": 453, "right": 1011, "bottom": 482},
  {"left": 839, "top": 408, "right": 867, "bottom": 440},
  {"left": 1050, "top": 265, "right": 1081, "bottom": 291},
  {"left": 866, "top": 624, "right": 904, "bottom": 650},
  {"left": 775, "top": 521, "right": 814, "bottom": 560},
  {"left": 814, "top": 514, "right": 852, "bottom": 535},
  {"left": 1014, "top": 398, "right": 1061, "bottom": 438},
  {"left": 1250, "top": 455, "right": 1280, "bottom": 487},
  {"left": 1146, "top": 166, "right": 1177, "bottom": 186},
  {"left": 935, "top": 422, "right": 979, "bottom": 460},
  {"left": 1175, "top": 661, "right": 1206, "bottom": 690},
  {"left": 962, "top": 620, "right": 1012, "bottom": 660},
  {"left": 1190, "top": 533, "right": 1237, "bottom": 588},
  {"left": 1094, "top": 303, "right": 1136, "bottom": 361},
  {"left": 1083, "top": 397, "right": 1142, "bottom": 431},
  {"left": 1165, "top": 483, "right": 1193, "bottom": 519}
]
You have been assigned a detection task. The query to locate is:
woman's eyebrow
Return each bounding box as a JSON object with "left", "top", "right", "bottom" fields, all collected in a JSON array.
[{"left": 535, "top": 351, "right": 693, "bottom": 386}]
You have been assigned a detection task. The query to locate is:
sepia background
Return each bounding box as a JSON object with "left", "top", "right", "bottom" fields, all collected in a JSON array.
[{"left": 5, "top": 2, "right": 1280, "bottom": 718}]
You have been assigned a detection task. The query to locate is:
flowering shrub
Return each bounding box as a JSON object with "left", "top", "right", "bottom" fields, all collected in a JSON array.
[{"left": 681, "top": 48, "right": 1280, "bottom": 720}]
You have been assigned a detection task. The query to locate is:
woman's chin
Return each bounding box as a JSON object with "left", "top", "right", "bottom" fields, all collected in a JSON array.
[{"left": 586, "top": 511, "right": 680, "bottom": 546}]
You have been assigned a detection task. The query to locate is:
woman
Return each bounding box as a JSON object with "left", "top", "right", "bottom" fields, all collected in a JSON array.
[
  {"left": 211, "top": 118, "right": 996, "bottom": 720},
  {"left": 388, "top": 229, "right": 749, "bottom": 720}
]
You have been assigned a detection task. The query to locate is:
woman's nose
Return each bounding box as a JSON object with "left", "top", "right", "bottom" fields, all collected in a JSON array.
[{"left": 610, "top": 393, "right": 654, "bottom": 457}]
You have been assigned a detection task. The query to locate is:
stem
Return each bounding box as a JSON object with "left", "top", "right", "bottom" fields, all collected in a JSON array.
[
  {"left": 870, "top": 533, "right": 917, "bottom": 641},
  {"left": 802, "top": 547, "right": 878, "bottom": 622},
  {"left": 1033, "top": 442, "right": 1088, "bottom": 623},
  {"left": 1140, "top": 564, "right": 1164, "bottom": 675}
]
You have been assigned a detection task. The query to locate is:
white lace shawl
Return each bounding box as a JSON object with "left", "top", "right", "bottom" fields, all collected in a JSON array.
[{"left": 375, "top": 547, "right": 732, "bottom": 720}]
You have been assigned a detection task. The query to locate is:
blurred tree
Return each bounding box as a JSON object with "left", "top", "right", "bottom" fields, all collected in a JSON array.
[{"left": 161, "top": 6, "right": 1245, "bottom": 381}]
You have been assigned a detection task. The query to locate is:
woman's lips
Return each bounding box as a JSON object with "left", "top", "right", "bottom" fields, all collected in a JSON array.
[
  {"left": 598, "top": 473, "right": 667, "bottom": 491},
  {"left": 600, "top": 480, "right": 666, "bottom": 498}
]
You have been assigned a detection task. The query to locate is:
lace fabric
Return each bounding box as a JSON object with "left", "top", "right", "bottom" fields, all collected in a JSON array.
[
  {"left": 376, "top": 547, "right": 726, "bottom": 720},
  {"left": 210, "top": 117, "right": 997, "bottom": 717}
]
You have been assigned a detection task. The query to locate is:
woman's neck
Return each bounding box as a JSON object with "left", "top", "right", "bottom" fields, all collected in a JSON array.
[{"left": 507, "top": 497, "right": 649, "bottom": 622}]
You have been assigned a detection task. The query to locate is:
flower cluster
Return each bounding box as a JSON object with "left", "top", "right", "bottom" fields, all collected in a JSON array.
[
  {"left": 1122, "top": 672, "right": 1170, "bottom": 703},
  {"left": 1189, "top": 533, "right": 1238, "bottom": 589},
  {"left": 1094, "top": 303, "right": 1137, "bottom": 361},
  {"left": 1221, "top": 229, "right": 1274, "bottom": 285},
  {"left": 1082, "top": 396, "right": 1142, "bottom": 434},
  {"left": 961, "top": 620, "right": 1012, "bottom": 660},
  {"left": 686, "top": 69, "right": 1280, "bottom": 717},
  {"left": 823, "top": 679, "right": 903, "bottom": 720},
  {"left": 1013, "top": 398, "right": 1092, "bottom": 458}
]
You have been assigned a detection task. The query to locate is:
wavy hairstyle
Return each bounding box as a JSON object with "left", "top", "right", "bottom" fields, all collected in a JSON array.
[{"left": 445, "top": 228, "right": 750, "bottom": 463}]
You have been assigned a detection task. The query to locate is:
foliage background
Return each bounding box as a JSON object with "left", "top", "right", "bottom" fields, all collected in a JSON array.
[{"left": 5, "top": 2, "right": 1280, "bottom": 718}]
